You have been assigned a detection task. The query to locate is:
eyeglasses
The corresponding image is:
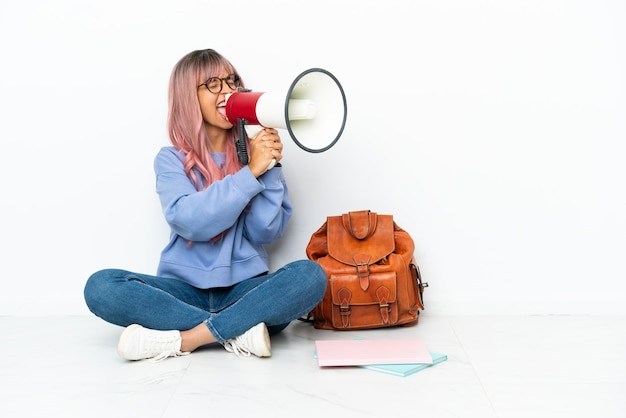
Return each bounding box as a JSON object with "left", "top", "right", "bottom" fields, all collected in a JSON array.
[{"left": 198, "top": 74, "right": 242, "bottom": 94}]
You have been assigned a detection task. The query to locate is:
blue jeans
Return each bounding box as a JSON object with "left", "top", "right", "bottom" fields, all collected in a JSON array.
[{"left": 84, "top": 260, "right": 327, "bottom": 343}]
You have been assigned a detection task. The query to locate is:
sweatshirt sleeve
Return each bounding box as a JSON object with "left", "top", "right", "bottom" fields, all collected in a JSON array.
[
  {"left": 154, "top": 147, "right": 291, "bottom": 243},
  {"left": 154, "top": 147, "right": 262, "bottom": 241},
  {"left": 243, "top": 164, "right": 293, "bottom": 244}
]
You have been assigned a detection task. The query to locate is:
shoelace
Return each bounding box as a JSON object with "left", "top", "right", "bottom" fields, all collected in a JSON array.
[
  {"left": 150, "top": 350, "right": 189, "bottom": 363},
  {"left": 139, "top": 330, "right": 189, "bottom": 362},
  {"left": 223, "top": 338, "right": 252, "bottom": 357}
]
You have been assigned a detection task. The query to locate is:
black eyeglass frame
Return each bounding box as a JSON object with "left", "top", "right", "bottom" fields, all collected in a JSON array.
[{"left": 197, "top": 74, "right": 242, "bottom": 94}]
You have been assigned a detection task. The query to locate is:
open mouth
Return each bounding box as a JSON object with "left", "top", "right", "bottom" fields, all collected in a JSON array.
[{"left": 217, "top": 100, "right": 227, "bottom": 119}]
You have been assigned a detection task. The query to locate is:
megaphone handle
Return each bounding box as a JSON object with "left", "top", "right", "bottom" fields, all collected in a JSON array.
[{"left": 235, "top": 118, "right": 249, "bottom": 165}]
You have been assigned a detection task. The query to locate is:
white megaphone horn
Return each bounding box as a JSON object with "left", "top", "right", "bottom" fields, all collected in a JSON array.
[{"left": 224, "top": 68, "right": 347, "bottom": 168}]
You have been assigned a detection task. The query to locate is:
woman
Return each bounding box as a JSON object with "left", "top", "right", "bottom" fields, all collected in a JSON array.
[{"left": 84, "top": 49, "right": 327, "bottom": 361}]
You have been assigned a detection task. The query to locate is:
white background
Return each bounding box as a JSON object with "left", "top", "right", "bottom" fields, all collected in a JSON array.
[{"left": 1, "top": 0, "right": 624, "bottom": 316}]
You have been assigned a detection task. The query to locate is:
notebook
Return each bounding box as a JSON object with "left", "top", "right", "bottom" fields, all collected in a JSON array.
[
  {"left": 314, "top": 338, "right": 433, "bottom": 367},
  {"left": 361, "top": 351, "right": 448, "bottom": 377}
]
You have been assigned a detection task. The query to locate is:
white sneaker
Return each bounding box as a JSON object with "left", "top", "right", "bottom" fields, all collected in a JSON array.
[
  {"left": 223, "top": 322, "right": 271, "bottom": 358},
  {"left": 117, "top": 324, "right": 189, "bottom": 362}
]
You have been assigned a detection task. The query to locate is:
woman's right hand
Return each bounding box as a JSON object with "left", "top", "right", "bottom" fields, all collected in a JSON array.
[{"left": 248, "top": 128, "right": 283, "bottom": 177}]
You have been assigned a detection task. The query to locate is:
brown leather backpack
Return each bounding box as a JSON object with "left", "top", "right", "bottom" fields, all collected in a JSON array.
[{"left": 305, "top": 210, "right": 427, "bottom": 330}]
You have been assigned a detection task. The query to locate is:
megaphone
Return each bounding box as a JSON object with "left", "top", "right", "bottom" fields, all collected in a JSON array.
[{"left": 224, "top": 68, "right": 347, "bottom": 168}]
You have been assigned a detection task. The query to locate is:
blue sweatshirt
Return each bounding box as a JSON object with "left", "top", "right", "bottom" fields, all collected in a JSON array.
[{"left": 154, "top": 146, "right": 292, "bottom": 289}]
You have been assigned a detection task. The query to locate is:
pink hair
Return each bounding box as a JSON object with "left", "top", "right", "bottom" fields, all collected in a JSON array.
[{"left": 167, "top": 49, "right": 248, "bottom": 190}]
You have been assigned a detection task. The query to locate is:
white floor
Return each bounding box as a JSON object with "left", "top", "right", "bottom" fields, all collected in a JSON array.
[{"left": 1, "top": 315, "right": 624, "bottom": 418}]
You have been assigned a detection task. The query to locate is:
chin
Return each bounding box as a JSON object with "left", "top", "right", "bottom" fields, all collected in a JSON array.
[{"left": 212, "top": 117, "right": 233, "bottom": 130}]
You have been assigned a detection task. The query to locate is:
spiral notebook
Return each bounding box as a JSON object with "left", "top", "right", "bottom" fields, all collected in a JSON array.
[{"left": 314, "top": 338, "right": 433, "bottom": 367}]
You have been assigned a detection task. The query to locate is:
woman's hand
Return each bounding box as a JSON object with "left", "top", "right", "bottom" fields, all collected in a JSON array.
[{"left": 248, "top": 128, "right": 283, "bottom": 177}]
